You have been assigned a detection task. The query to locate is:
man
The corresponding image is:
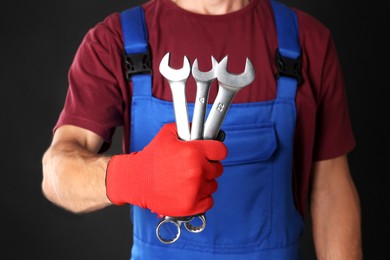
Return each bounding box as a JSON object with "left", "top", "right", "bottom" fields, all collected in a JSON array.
[{"left": 42, "top": 0, "right": 362, "bottom": 259}]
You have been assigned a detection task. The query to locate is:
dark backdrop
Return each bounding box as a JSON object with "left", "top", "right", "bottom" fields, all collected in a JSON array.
[{"left": 1, "top": 0, "right": 388, "bottom": 259}]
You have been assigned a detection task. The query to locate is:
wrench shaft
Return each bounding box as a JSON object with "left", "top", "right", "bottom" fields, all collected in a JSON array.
[
  {"left": 203, "top": 85, "right": 237, "bottom": 140},
  {"left": 170, "top": 81, "right": 191, "bottom": 141},
  {"left": 191, "top": 81, "right": 211, "bottom": 140}
]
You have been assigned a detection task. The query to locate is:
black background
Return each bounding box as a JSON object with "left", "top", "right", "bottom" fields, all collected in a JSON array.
[{"left": 1, "top": 0, "right": 388, "bottom": 259}]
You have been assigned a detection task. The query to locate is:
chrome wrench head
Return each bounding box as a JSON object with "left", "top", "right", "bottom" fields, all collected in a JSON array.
[
  {"left": 159, "top": 52, "right": 191, "bottom": 82},
  {"left": 192, "top": 56, "right": 218, "bottom": 83},
  {"left": 159, "top": 52, "right": 191, "bottom": 141},
  {"left": 216, "top": 56, "right": 255, "bottom": 91}
]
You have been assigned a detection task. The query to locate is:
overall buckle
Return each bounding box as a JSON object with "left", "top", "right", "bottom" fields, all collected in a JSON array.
[
  {"left": 275, "top": 49, "right": 302, "bottom": 85},
  {"left": 124, "top": 51, "right": 152, "bottom": 80}
]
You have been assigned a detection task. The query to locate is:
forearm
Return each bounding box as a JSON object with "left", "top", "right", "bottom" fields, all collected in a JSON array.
[
  {"left": 310, "top": 156, "right": 362, "bottom": 259},
  {"left": 42, "top": 141, "right": 112, "bottom": 213}
]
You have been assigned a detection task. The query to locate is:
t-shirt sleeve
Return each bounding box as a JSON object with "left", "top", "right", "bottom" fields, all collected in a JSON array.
[
  {"left": 54, "top": 14, "right": 125, "bottom": 144},
  {"left": 312, "top": 35, "right": 356, "bottom": 161}
]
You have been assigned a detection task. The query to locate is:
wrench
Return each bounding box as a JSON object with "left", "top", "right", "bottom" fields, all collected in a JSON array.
[
  {"left": 159, "top": 52, "right": 191, "bottom": 141},
  {"left": 203, "top": 56, "right": 255, "bottom": 140},
  {"left": 191, "top": 57, "right": 218, "bottom": 140},
  {"left": 158, "top": 53, "right": 206, "bottom": 244}
]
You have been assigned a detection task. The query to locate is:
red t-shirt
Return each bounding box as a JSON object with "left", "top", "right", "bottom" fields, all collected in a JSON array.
[{"left": 55, "top": 0, "right": 355, "bottom": 216}]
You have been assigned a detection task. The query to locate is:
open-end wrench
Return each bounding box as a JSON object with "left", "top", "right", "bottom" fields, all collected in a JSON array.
[
  {"left": 158, "top": 53, "right": 206, "bottom": 244},
  {"left": 191, "top": 57, "right": 218, "bottom": 140},
  {"left": 159, "top": 52, "right": 191, "bottom": 141},
  {"left": 203, "top": 56, "right": 255, "bottom": 140}
]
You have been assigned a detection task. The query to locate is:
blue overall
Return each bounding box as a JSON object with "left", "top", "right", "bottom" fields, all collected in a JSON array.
[{"left": 121, "top": 1, "right": 304, "bottom": 259}]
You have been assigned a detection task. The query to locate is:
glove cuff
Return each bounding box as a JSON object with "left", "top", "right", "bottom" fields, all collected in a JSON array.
[{"left": 105, "top": 153, "right": 152, "bottom": 207}]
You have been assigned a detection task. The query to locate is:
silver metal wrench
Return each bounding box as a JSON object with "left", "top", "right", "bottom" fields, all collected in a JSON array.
[
  {"left": 158, "top": 53, "right": 206, "bottom": 244},
  {"left": 159, "top": 52, "right": 191, "bottom": 141},
  {"left": 203, "top": 56, "right": 255, "bottom": 139},
  {"left": 191, "top": 57, "right": 218, "bottom": 140}
]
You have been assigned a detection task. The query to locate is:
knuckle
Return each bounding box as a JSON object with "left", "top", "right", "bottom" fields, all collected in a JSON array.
[
  {"left": 209, "top": 180, "right": 218, "bottom": 193},
  {"left": 199, "top": 198, "right": 214, "bottom": 212},
  {"left": 182, "top": 145, "right": 202, "bottom": 159},
  {"left": 185, "top": 166, "right": 203, "bottom": 180}
]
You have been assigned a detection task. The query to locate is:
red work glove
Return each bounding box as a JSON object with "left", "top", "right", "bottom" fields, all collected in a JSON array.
[{"left": 106, "top": 123, "right": 227, "bottom": 217}]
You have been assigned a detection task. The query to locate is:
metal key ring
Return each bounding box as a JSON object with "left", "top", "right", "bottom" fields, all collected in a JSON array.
[{"left": 156, "top": 216, "right": 194, "bottom": 244}]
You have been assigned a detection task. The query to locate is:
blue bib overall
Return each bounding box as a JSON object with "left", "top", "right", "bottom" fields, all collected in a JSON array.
[{"left": 121, "top": 1, "right": 304, "bottom": 259}]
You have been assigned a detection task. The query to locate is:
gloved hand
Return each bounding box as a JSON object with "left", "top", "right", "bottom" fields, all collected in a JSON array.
[{"left": 106, "top": 123, "right": 228, "bottom": 217}]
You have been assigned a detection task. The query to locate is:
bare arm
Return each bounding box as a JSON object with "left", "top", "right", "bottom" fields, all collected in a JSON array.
[
  {"left": 41, "top": 125, "right": 112, "bottom": 213},
  {"left": 310, "top": 155, "right": 362, "bottom": 259}
]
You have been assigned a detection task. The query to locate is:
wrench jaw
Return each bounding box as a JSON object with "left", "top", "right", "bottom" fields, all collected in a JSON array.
[
  {"left": 191, "top": 57, "right": 218, "bottom": 83},
  {"left": 216, "top": 56, "right": 255, "bottom": 91},
  {"left": 159, "top": 52, "right": 191, "bottom": 82}
]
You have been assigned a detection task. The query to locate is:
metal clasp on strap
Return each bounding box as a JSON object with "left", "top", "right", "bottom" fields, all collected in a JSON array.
[
  {"left": 275, "top": 49, "right": 302, "bottom": 85},
  {"left": 124, "top": 50, "right": 152, "bottom": 80}
]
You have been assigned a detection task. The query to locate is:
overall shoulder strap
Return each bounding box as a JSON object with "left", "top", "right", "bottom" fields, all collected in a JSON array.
[
  {"left": 270, "top": 0, "right": 302, "bottom": 97},
  {"left": 120, "top": 6, "right": 152, "bottom": 95},
  {"left": 121, "top": 6, "right": 149, "bottom": 55}
]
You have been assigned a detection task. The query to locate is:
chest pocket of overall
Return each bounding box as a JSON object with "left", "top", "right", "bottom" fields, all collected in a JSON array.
[
  {"left": 199, "top": 122, "right": 278, "bottom": 247},
  {"left": 223, "top": 123, "right": 277, "bottom": 165}
]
